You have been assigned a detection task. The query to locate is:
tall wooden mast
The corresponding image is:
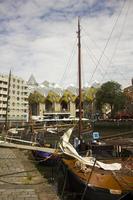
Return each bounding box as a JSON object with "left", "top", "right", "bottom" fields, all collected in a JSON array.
[{"left": 77, "top": 17, "right": 82, "bottom": 139}]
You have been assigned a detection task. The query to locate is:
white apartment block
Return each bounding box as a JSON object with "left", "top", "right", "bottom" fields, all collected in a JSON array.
[
  {"left": 0, "top": 73, "right": 29, "bottom": 121},
  {"left": 0, "top": 74, "right": 8, "bottom": 120}
]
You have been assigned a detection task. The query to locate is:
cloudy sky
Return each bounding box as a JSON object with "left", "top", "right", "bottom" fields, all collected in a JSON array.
[{"left": 0, "top": 0, "right": 133, "bottom": 88}]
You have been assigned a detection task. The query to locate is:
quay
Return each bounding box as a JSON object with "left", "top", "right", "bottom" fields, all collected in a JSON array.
[{"left": 0, "top": 147, "right": 60, "bottom": 200}]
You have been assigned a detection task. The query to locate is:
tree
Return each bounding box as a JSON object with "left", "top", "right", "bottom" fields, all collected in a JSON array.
[
  {"left": 95, "top": 81, "right": 126, "bottom": 117},
  {"left": 28, "top": 91, "right": 45, "bottom": 116},
  {"left": 46, "top": 91, "right": 60, "bottom": 103},
  {"left": 61, "top": 90, "right": 76, "bottom": 103},
  {"left": 83, "top": 87, "right": 97, "bottom": 118},
  {"left": 84, "top": 87, "right": 97, "bottom": 103}
]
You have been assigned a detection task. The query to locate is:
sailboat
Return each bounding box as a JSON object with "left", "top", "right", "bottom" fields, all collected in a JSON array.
[
  {"left": 58, "top": 19, "right": 133, "bottom": 200},
  {"left": 0, "top": 19, "right": 132, "bottom": 200}
]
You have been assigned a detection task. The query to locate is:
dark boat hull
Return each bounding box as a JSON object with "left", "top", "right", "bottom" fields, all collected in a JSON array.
[
  {"left": 58, "top": 161, "right": 132, "bottom": 200},
  {"left": 32, "top": 150, "right": 59, "bottom": 166}
]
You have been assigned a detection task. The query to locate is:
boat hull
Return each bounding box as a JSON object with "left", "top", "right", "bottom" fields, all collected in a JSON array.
[
  {"left": 32, "top": 150, "right": 59, "bottom": 166},
  {"left": 58, "top": 160, "right": 132, "bottom": 200}
]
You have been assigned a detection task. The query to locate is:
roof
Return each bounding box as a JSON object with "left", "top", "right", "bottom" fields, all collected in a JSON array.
[{"left": 27, "top": 74, "right": 38, "bottom": 86}]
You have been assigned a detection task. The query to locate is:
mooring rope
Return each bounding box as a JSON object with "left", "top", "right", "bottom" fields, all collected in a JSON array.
[
  {"left": 60, "top": 165, "right": 68, "bottom": 199},
  {"left": 81, "top": 157, "right": 97, "bottom": 200}
]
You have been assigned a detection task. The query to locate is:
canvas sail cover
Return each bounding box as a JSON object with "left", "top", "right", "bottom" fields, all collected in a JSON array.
[{"left": 59, "top": 128, "right": 121, "bottom": 171}]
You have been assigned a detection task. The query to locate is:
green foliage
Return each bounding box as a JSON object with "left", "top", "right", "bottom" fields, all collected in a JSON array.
[
  {"left": 113, "top": 93, "right": 126, "bottom": 112},
  {"left": 60, "top": 90, "right": 76, "bottom": 103},
  {"left": 84, "top": 87, "right": 97, "bottom": 102},
  {"left": 46, "top": 91, "right": 60, "bottom": 103},
  {"left": 95, "top": 81, "right": 126, "bottom": 117},
  {"left": 28, "top": 91, "right": 45, "bottom": 104}
]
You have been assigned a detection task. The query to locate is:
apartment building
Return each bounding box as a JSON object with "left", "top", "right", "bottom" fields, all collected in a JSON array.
[
  {"left": 0, "top": 73, "right": 29, "bottom": 121},
  {"left": 124, "top": 78, "right": 133, "bottom": 116},
  {"left": 0, "top": 74, "right": 8, "bottom": 120}
]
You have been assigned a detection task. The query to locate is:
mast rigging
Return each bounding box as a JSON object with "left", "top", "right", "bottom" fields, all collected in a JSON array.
[{"left": 77, "top": 17, "right": 82, "bottom": 139}]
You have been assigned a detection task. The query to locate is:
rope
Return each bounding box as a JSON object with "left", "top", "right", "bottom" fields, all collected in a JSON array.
[
  {"left": 0, "top": 179, "right": 44, "bottom": 185},
  {"left": 100, "top": 0, "right": 131, "bottom": 83},
  {"left": 81, "top": 158, "right": 97, "bottom": 200},
  {"left": 111, "top": 171, "right": 123, "bottom": 191},
  {"left": 59, "top": 39, "right": 77, "bottom": 86},
  {"left": 60, "top": 167, "right": 68, "bottom": 199},
  {"left": 88, "top": 0, "right": 126, "bottom": 84},
  {"left": 0, "top": 147, "right": 59, "bottom": 178},
  {"left": 117, "top": 192, "right": 132, "bottom": 200},
  {"left": 0, "top": 169, "right": 36, "bottom": 178}
]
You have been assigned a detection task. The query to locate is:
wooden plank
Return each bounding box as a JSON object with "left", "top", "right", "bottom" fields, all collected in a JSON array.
[
  {"left": 5, "top": 137, "right": 36, "bottom": 144},
  {"left": 0, "top": 140, "right": 60, "bottom": 154}
]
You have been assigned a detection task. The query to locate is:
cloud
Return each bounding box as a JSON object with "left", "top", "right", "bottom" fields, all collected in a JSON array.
[{"left": 0, "top": 0, "right": 132, "bottom": 88}]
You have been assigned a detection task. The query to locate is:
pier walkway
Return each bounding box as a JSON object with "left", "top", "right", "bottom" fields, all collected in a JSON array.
[{"left": 0, "top": 147, "right": 60, "bottom": 200}]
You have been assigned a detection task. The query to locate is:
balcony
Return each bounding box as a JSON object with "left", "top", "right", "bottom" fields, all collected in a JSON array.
[
  {"left": 0, "top": 104, "right": 7, "bottom": 108},
  {"left": 0, "top": 90, "right": 7, "bottom": 95},
  {"left": 0, "top": 83, "right": 8, "bottom": 88},
  {"left": 0, "top": 97, "right": 7, "bottom": 101},
  {"left": 0, "top": 110, "right": 6, "bottom": 114}
]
